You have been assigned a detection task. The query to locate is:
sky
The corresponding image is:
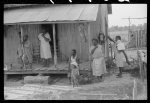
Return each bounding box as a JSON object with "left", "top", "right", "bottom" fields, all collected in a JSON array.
[{"left": 108, "top": 4, "right": 147, "bottom": 27}]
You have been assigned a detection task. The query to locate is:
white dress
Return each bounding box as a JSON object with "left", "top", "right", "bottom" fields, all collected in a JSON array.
[
  {"left": 90, "top": 45, "right": 107, "bottom": 76},
  {"left": 70, "top": 55, "right": 78, "bottom": 67},
  {"left": 113, "top": 41, "right": 125, "bottom": 67},
  {"left": 38, "top": 33, "right": 52, "bottom": 59}
]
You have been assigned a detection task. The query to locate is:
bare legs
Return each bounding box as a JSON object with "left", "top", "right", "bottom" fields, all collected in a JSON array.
[{"left": 116, "top": 67, "right": 123, "bottom": 78}]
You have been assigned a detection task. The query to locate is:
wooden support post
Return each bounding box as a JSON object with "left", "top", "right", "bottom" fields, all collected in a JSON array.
[
  {"left": 20, "top": 25, "right": 23, "bottom": 42},
  {"left": 133, "top": 79, "right": 137, "bottom": 100},
  {"left": 136, "top": 31, "right": 138, "bottom": 48},
  {"left": 20, "top": 25, "right": 27, "bottom": 70},
  {"left": 105, "top": 17, "right": 109, "bottom": 58},
  {"left": 110, "top": 44, "right": 113, "bottom": 58},
  {"left": 87, "top": 22, "right": 92, "bottom": 75},
  {"left": 53, "top": 24, "right": 57, "bottom": 66}
]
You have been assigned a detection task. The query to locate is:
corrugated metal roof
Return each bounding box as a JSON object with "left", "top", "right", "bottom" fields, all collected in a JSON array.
[
  {"left": 4, "top": 4, "right": 99, "bottom": 24},
  {"left": 4, "top": 4, "right": 40, "bottom": 9}
]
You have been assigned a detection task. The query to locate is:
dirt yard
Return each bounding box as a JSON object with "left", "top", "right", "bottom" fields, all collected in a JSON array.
[
  {"left": 4, "top": 72, "right": 147, "bottom": 100},
  {"left": 4, "top": 49, "right": 147, "bottom": 100}
]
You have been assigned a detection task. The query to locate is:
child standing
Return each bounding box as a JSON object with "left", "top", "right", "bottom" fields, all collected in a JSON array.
[
  {"left": 114, "top": 36, "right": 130, "bottom": 78},
  {"left": 68, "top": 49, "right": 80, "bottom": 87}
]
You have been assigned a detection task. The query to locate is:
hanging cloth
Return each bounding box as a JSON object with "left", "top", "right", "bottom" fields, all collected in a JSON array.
[{"left": 78, "top": 23, "right": 87, "bottom": 42}]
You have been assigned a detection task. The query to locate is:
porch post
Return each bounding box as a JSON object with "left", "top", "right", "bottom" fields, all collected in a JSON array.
[
  {"left": 20, "top": 25, "right": 23, "bottom": 41},
  {"left": 87, "top": 22, "right": 92, "bottom": 75},
  {"left": 53, "top": 24, "right": 57, "bottom": 66},
  {"left": 105, "top": 17, "right": 109, "bottom": 58}
]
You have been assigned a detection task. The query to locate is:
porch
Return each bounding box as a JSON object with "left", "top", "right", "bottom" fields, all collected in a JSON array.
[{"left": 4, "top": 61, "right": 91, "bottom": 81}]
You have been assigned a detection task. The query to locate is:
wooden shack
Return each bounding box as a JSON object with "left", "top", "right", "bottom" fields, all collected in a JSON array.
[{"left": 4, "top": 4, "right": 112, "bottom": 76}]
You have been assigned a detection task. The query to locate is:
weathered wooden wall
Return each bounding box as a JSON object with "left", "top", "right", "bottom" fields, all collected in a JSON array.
[
  {"left": 4, "top": 25, "right": 20, "bottom": 65},
  {"left": 4, "top": 4, "right": 109, "bottom": 65},
  {"left": 4, "top": 24, "right": 41, "bottom": 66},
  {"left": 57, "top": 4, "right": 109, "bottom": 61},
  {"left": 57, "top": 23, "right": 89, "bottom": 61},
  {"left": 21, "top": 24, "right": 41, "bottom": 47}
]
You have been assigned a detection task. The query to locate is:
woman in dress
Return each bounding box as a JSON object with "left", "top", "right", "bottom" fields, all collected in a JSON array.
[
  {"left": 38, "top": 30, "right": 52, "bottom": 67},
  {"left": 90, "top": 39, "right": 107, "bottom": 81}
]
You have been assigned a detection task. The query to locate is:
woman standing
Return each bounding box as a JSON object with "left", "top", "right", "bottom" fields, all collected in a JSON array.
[
  {"left": 90, "top": 39, "right": 107, "bottom": 81},
  {"left": 38, "top": 30, "right": 52, "bottom": 67},
  {"left": 98, "top": 33, "right": 107, "bottom": 75}
]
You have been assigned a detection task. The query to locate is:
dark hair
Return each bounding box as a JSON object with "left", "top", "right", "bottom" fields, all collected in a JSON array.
[
  {"left": 72, "top": 49, "right": 76, "bottom": 53},
  {"left": 98, "top": 33, "right": 105, "bottom": 40},
  {"left": 92, "top": 38, "right": 98, "bottom": 43},
  {"left": 98, "top": 33, "right": 105, "bottom": 44},
  {"left": 18, "top": 32, "right": 21, "bottom": 38},
  {"left": 116, "top": 36, "right": 121, "bottom": 40},
  {"left": 23, "top": 35, "right": 28, "bottom": 40}
]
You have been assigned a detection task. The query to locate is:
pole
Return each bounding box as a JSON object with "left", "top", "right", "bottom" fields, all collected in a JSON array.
[
  {"left": 20, "top": 25, "right": 27, "bottom": 70},
  {"left": 53, "top": 24, "right": 57, "bottom": 67},
  {"left": 105, "top": 17, "right": 109, "bottom": 58},
  {"left": 20, "top": 25, "right": 23, "bottom": 42},
  {"left": 87, "top": 22, "right": 92, "bottom": 75},
  {"left": 129, "top": 17, "right": 131, "bottom": 31}
]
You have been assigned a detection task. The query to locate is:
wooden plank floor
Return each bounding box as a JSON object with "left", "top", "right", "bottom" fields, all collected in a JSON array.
[{"left": 4, "top": 62, "right": 90, "bottom": 75}]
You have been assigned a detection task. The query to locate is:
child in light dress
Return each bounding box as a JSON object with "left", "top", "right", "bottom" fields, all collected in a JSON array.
[{"left": 68, "top": 49, "right": 80, "bottom": 87}]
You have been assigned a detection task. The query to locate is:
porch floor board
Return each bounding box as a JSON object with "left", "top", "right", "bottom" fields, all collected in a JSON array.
[{"left": 4, "top": 62, "right": 90, "bottom": 75}]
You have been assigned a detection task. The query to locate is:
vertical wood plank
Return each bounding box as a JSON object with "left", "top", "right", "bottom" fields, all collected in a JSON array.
[
  {"left": 88, "top": 22, "right": 92, "bottom": 75},
  {"left": 105, "top": 17, "right": 109, "bottom": 58},
  {"left": 53, "top": 24, "right": 57, "bottom": 66},
  {"left": 21, "top": 25, "right": 23, "bottom": 42}
]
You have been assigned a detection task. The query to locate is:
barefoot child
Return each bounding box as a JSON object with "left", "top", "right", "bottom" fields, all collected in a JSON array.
[
  {"left": 107, "top": 35, "right": 130, "bottom": 78},
  {"left": 68, "top": 49, "right": 80, "bottom": 87}
]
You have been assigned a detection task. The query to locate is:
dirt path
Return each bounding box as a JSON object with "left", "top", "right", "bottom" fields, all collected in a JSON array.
[{"left": 4, "top": 73, "right": 147, "bottom": 100}]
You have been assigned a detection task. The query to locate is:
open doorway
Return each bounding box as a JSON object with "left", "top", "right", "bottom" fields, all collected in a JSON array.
[{"left": 41, "top": 24, "right": 59, "bottom": 64}]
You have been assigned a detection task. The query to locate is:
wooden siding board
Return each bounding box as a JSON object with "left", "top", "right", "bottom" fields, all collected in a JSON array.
[
  {"left": 4, "top": 24, "right": 41, "bottom": 66},
  {"left": 4, "top": 4, "right": 109, "bottom": 65},
  {"left": 4, "top": 25, "right": 20, "bottom": 65},
  {"left": 57, "top": 23, "right": 89, "bottom": 61}
]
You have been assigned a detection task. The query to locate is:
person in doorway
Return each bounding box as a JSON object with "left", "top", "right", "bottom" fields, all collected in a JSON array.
[
  {"left": 90, "top": 39, "right": 107, "bottom": 81},
  {"left": 38, "top": 30, "right": 52, "bottom": 67},
  {"left": 68, "top": 49, "right": 80, "bottom": 87},
  {"left": 22, "top": 35, "right": 33, "bottom": 69}
]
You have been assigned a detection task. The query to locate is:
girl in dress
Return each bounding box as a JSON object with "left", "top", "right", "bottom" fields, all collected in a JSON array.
[{"left": 68, "top": 49, "right": 80, "bottom": 87}]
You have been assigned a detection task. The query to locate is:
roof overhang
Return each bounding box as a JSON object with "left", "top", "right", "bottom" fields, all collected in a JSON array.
[{"left": 4, "top": 4, "right": 99, "bottom": 25}]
